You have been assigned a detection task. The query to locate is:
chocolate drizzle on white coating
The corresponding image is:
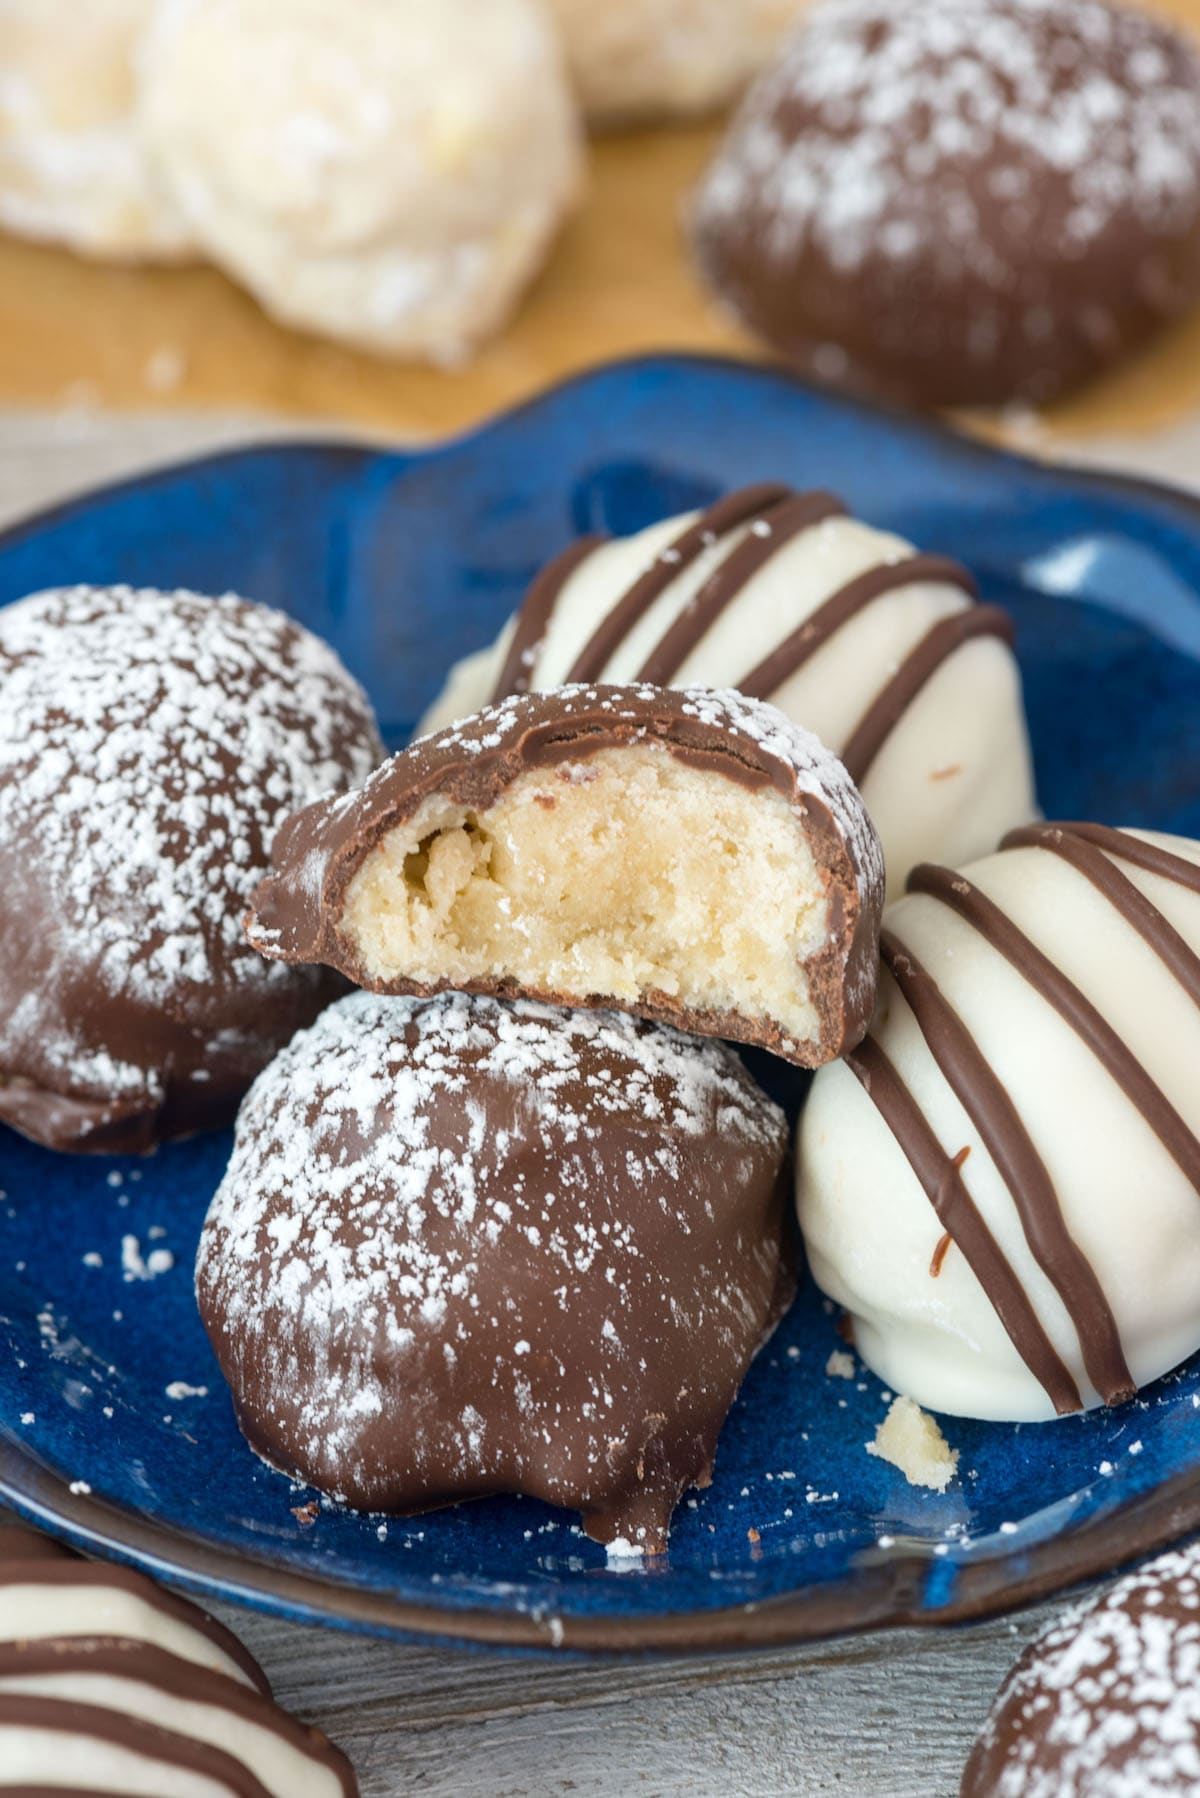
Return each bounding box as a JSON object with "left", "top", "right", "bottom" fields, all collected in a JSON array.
[
  {"left": 0, "top": 1533, "right": 357, "bottom": 1795},
  {"left": 842, "top": 824, "right": 1200, "bottom": 1413}
]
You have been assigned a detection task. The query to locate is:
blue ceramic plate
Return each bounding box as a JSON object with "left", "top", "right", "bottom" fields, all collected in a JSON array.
[{"left": 1, "top": 354, "right": 1199, "bottom": 1654}]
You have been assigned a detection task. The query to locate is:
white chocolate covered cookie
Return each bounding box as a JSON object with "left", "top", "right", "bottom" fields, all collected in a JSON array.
[
  {"left": 797, "top": 824, "right": 1200, "bottom": 1422},
  {"left": 0, "top": 0, "right": 189, "bottom": 260},
  {"left": 139, "top": 0, "right": 583, "bottom": 362},
  {"left": 0, "top": 1532, "right": 356, "bottom": 1795}
]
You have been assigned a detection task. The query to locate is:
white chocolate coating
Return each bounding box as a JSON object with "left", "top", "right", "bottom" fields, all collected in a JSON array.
[
  {"left": 0, "top": 1583, "right": 255, "bottom": 1686},
  {"left": 139, "top": 0, "right": 582, "bottom": 362},
  {"left": 0, "top": 1720, "right": 240, "bottom": 1797},
  {"left": 0, "top": 1664, "right": 347, "bottom": 1797},
  {"left": 0, "top": 1550, "right": 354, "bottom": 1795},
  {"left": 0, "top": 0, "right": 190, "bottom": 260},
  {"left": 420, "top": 502, "right": 1037, "bottom": 894},
  {"left": 547, "top": 0, "right": 806, "bottom": 125},
  {"left": 797, "top": 828, "right": 1200, "bottom": 1422}
]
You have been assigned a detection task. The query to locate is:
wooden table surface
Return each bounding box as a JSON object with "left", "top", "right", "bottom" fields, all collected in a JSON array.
[{"left": 5, "top": 9, "right": 1200, "bottom": 1789}]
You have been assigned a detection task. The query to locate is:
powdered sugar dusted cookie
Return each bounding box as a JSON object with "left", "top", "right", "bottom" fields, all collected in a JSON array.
[
  {"left": 691, "top": 0, "right": 1200, "bottom": 407},
  {"left": 417, "top": 485, "right": 1036, "bottom": 894},
  {"left": 246, "top": 683, "right": 884, "bottom": 1066},
  {"left": 0, "top": 0, "right": 191, "bottom": 261},
  {"left": 963, "top": 1539, "right": 1200, "bottom": 1796},
  {"left": 196, "top": 989, "right": 791, "bottom": 1550},
  {"left": 0, "top": 1529, "right": 357, "bottom": 1794},
  {"left": 139, "top": 0, "right": 582, "bottom": 363},
  {"left": 0, "top": 584, "right": 382, "bottom": 1153}
]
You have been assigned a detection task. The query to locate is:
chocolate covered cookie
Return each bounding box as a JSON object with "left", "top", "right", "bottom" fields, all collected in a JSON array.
[
  {"left": 0, "top": 1527, "right": 356, "bottom": 1794},
  {"left": 0, "top": 584, "right": 382, "bottom": 1153},
  {"left": 691, "top": 0, "right": 1200, "bottom": 408},
  {"left": 798, "top": 825, "right": 1200, "bottom": 1422},
  {"left": 419, "top": 484, "right": 1036, "bottom": 893},
  {"left": 197, "top": 989, "right": 792, "bottom": 1549},
  {"left": 246, "top": 684, "right": 884, "bottom": 1066},
  {"left": 963, "top": 1539, "right": 1200, "bottom": 1796}
]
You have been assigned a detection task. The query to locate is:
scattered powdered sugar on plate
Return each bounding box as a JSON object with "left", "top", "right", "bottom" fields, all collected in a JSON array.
[{"left": 120, "top": 1235, "right": 174, "bottom": 1282}]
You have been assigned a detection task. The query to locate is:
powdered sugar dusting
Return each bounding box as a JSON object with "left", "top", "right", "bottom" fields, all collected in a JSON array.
[
  {"left": 676, "top": 684, "right": 884, "bottom": 906},
  {"left": 199, "top": 988, "right": 787, "bottom": 1509},
  {"left": 698, "top": 0, "right": 1200, "bottom": 278},
  {"left": 972, "top": 1538, "right": 1200, "bottom": 1795},
  {"left": 0, "top": 584, "right": 380, "bottom": 1098}
]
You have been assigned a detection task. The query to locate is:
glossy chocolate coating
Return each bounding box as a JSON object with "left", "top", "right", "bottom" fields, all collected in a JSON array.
[
  {"left": 0, "top": 585, "right": 382, "bottom": 1153},
  {"left": 197, "top": 989, "right": 792, "bottom": 1550},
  {"left": 245, "top": 683, "right": 884, "bottom": 1065},
  {"left": 963, "top": 1540, "right": 1200, "bottom": 1796},
  {"left": 692, "top": 0, "right": 1200, "bottom": 408}
]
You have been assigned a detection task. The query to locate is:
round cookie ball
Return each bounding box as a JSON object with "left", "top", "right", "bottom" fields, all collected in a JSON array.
[
  {"left": 197, "top": 989, "right": 792, "bottom": 1550},
  {"left": 0, "top": 0, "right": 190, "bottom": 260},
  {"left": 691, "top": 0, "right": 1200, "bottom": 408},
  {"left": 797, "top": 825, "right": 1200, "bottom": 1422},
  {"left": 963, "top": 1539, "right": 1200, "bottom": 1796},
  {"left": 547, "top": 0, "right": 805, "bottom": 127},
  {"left": 0, "top": 584, "right": 382, "bottom": 1154},
  {"left": 139, "top": 0, "right": 583, "bottom": 363}
]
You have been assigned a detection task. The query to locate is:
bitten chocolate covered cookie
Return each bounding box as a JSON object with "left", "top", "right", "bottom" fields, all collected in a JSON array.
[
  {"left": 0, "top": 584, "right": 382, "bottom": 1154},
  {"left": 963, "top": 1539, "right": 1200, "bottom": 1796},
  {"left": 798, "top": 825, "right": 1200, "bottom": 1422},
  {"left": 419, "top": 485, "right": 1035, "bottom": 892},
  {"left": 0, "top": 1528, "right": 356, "bottom": 1794},
  {"left": 197, "top": 990, "right": 791, "bottom": 1549},
  {"left": 246, "top": 684, "right": 883, "bottom": 1064},
  {"left": 691, "top": 0, "right": 1200, "bottom": 408}
]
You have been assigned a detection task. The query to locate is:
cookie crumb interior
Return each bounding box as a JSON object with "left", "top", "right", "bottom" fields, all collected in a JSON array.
[
  {"left": 866, "top": 1395, "right": 959, "bottom": 1493},
  {"left": 342, "top": 745, "right": 831, "bottom": 1044}
]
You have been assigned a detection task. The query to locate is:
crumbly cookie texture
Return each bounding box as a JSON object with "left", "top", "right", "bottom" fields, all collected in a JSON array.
[
  {"left": 691, "top": 0, "right": 1200, "bottom": 406},
  {"left": 964, "top": 1539, "right": 1200, "bottom": 1797},
  {"left": 417, "top": 486, "right": 1035, "bottom": 897},
  {"left": 798, "top": 824, "right": 1200, "bottom": 1422},
  {"left": 247, "top": 683, "right": 884, "bottom": 1065},
  {"left": 0, "top": 1529, "right": 357, "bottom": 1795},
  {"left": 197, "top": 989, "right": 792, "bottom": 1551},
  {"left": 0, "top": 583, "right": 381, "bottom": 1152},
  {"left": 866, "top": 1396, "right": 959, "bottom": 1492},
  {"left": 0, "top": 0, "right": 191, "bottom": 259},
  {"left": 139, "top": 0, "right": 583, "bottom": 361}
]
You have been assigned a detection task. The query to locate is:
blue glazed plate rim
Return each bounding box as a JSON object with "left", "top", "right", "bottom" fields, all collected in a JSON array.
[{"left": 1, "top": 349, "right": 1199, "bottom": 1653}]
